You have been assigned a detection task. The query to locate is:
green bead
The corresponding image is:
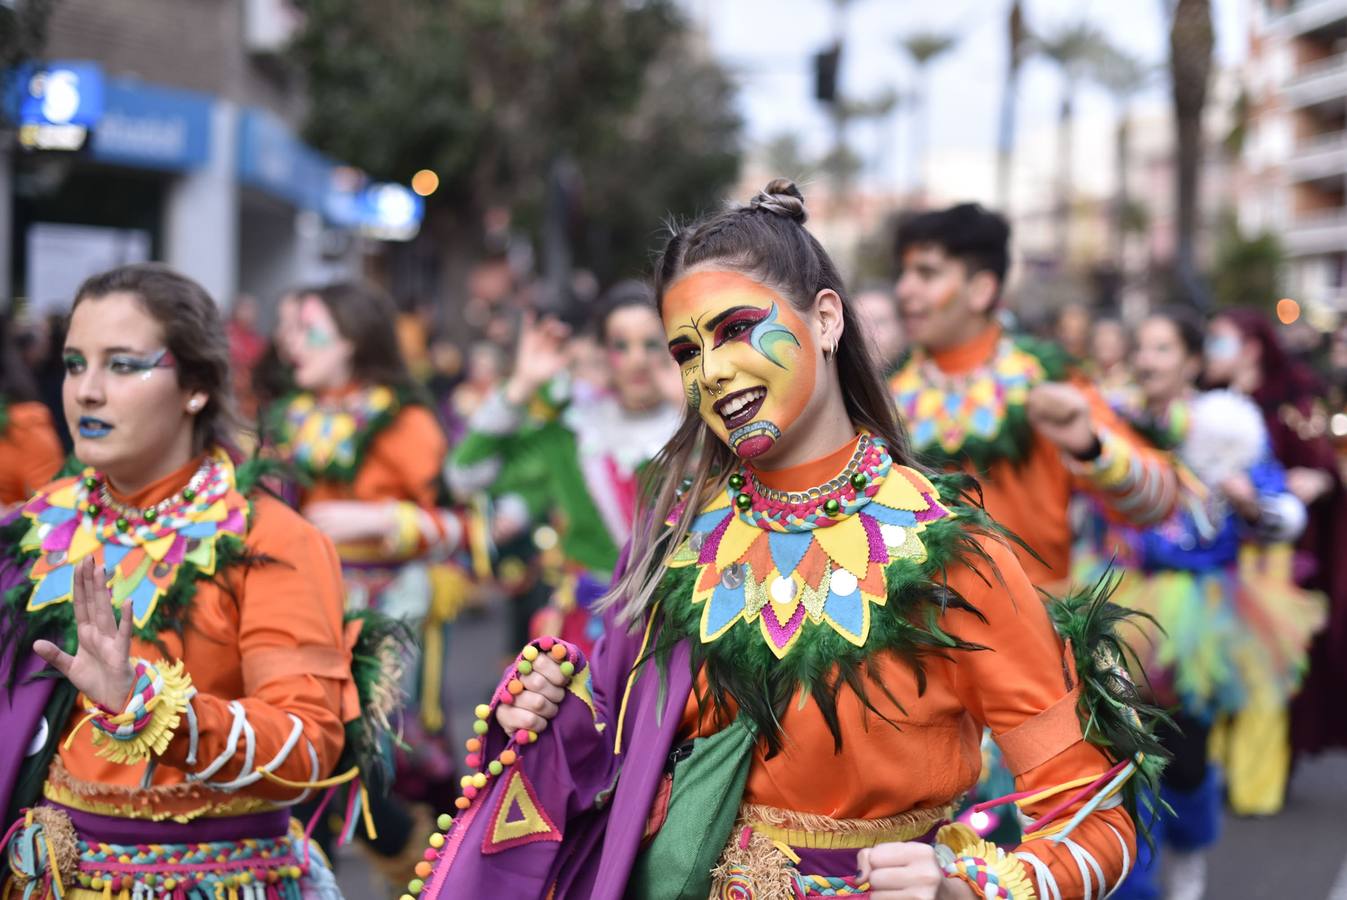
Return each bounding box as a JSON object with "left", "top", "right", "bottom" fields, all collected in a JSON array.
[
  {"left": 437, "top": 813, "right": 453, "bottom": 831},
  {"left": 488, "top": 760, "right": 503, "bottom": 775},
  {"left": 116, "top": 517, "right": 129, "bottom": 532},
  {"left": 409, "top": 880, "right": 425, "bottom": 894},
  {"left": 142, "top": 508, "right": 157, "bottom": 523},
  {"left": 850, "top": 472, "right": 868, "bottom": 490},
  {"left": 86, "top": 504, "right": 101, "bottom": 518},
  {"left": 472, "top": 719, "right": 489, "bottom": 735},
  {"left": 735, "top": 493, "right": 753, "bottom": 511},
  {"left": 823, "top": 498, "right": 841, "bottom": 516},
  {"left": 517, "top": 659, "right": 533, "bottom": 675},
  {"left": 183, "top": 488, "right": 196, "bottom": 501},
  {"left": 727, "top": 473, "right": 745, "bottom": 489},
  {"left": 83, "top": 476, "right": 98, "bottom": 489},
  {"left": 559, "top": 660, "right": 575, "bottom": 677}
]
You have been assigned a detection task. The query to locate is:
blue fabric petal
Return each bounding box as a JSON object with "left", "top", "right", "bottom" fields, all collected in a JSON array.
[
  {"left": 691, "top": 508, "right": 731, "bottom": 534},
  {"left": 103, "top": 544, "right": 131, "bottom": 570},
  {"left": 178, "top": 522, "right": 219, "bottom": 539},
  {"left": 127, "top": 577, "right": 160, "bottom": 627},
  {"left": 823, "top": 588, "right": 865, "bottom": 641},
  {"left": 30, "top": 565, "right": 74, "bottom": 609},
  {"left": 861, "top": 504, "right": 918, "bottom": 527},
  {"left": 704, "top": 581, "right": 746, "bottom": 638},
  {"left": 767, "top": 531, "right": 812, "bottom": 577},
  {"left": 38, "top": 507, "right": 78, "bottom": 525}
]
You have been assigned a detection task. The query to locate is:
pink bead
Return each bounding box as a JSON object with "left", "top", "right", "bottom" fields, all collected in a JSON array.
[
  {"left": 515, "top": 729, "right": 531, "bottom": 743},
  {"left": 465, "top": 754, "right": 481, "bottom": 768},
  {"left": 463, "top": 786, "right": 478, "bottom": 799},
  {"left": 424, "top": 848, "right": 438, "bottom": 862},
  {"left": 537, "top": 636, "right": 555, "bottom": 651}
]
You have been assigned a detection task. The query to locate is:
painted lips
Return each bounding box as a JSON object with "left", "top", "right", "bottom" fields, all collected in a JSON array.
[
  {"left": 77, "top": 416, "right": 113, "bottom": 438},
  {"left": 714, "top": 387, "right": 766, "bottom": 430}
]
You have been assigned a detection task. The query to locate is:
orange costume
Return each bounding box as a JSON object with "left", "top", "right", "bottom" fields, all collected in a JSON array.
[
  {"left": 412, "top": 433, "right": 1161, "bottom": 899},
  {"left": 0, "top": 450, "right": 370, "bottom": 897},
  {"left": 0, "top": 400, "right": 65, "bottom": 507},
  {"left": 892, "top": 325, "right": 1178, "bottom": 587}
]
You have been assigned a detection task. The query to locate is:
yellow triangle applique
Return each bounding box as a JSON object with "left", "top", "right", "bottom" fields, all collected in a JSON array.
[{"left": 483, "top": 768, "right": 561, "bottom": 854}]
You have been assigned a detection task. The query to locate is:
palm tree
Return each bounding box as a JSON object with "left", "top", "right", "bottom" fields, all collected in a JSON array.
[
  {"left": 996, "top": 1, "right": 1030, "bottom": 210},
  {"left": 1169, "top": 0, "right": 1214, "bottom": 308},
  {"left": 1090, "top": 44, "right": 1151, "bottom": 270},
  {"left": 899, "top": 30, "right": 958, "bottom": 198},
  {"left": 1037, "top": 23, "right": 1108, "bottom": 262}
]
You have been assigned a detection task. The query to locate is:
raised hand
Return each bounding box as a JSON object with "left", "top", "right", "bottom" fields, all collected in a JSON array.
[
  {"left": 503, "top": 313, "right": 572, "bottom": 406},
  {"left": 1027, "top": 381, "right": 1098, "bottom": 458},
  {"left": 33, "top": 557, "right": 136, "bottom": 711}
]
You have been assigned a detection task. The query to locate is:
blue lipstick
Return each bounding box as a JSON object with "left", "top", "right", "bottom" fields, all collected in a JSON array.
[{"left": 78, "top": 416, "right": 113, "bottom": 438}]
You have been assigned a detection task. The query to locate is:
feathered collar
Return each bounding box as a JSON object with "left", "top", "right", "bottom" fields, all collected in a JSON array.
[
  {"left": 649, "top": 436, "right": 996, "bottom": 753},
  {"left": 890, "top": 333, "right": 1069, "bottom": 470},
  {"left": 267, "top": 385, "right": 405, "bottom": 482}
]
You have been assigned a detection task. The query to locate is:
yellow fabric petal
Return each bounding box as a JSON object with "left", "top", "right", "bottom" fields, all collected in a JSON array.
[
  {"left": 67, "top": 525, "right": 101, "bottom": 563},
  {"left": 46, "top": 482, "right": 80, "bottom": 509},
  {"left": 715, "top": 518, "right": 761, "bottom": 569},
  {"left": 874, "top": 469, "right": 928, "bottom": 512},
  {"left": 142, "top": 533, "right": 176, "bottom": 562},
  {"left": 811, "top": 518, "right": 870, "bottom": 579},
  {"left": 199, "top": 501, "right": 229, "bottom": 523}
]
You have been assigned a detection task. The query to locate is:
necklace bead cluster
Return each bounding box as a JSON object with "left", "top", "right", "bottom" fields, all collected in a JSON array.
[
  {"left": 81, "top": 460, "right": 212, "bottom": 533},
  {"left": 728, "top": 434, "right": 892, "bottom": 532}
]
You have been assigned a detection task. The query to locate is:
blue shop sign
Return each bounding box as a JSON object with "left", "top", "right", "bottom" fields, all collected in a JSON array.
[
  {"left": 91, "top": 79, "right": 213, "bottom": 170},
  {"left": 237, "top": 109, "right": 334, "bottom": 212},
  {"left": 326, "top": 182, "right": 424, "bottom": 241},
  {"left": 12, "top": 60, "right": 105, "bottom": 150}
]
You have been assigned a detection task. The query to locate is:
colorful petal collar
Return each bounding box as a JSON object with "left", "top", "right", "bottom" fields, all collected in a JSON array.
[
  {"left": 270, "top": 385, "right": 400, "bottom": 481},
  {"left": 668, "top": 437, "right": 952, "bottom": 658},
  {"left": 890, "top": 337, "right": 1047, "bottom": 464},
  {"left": 17, "top": 449, "right": 249, "bottom": 628}
]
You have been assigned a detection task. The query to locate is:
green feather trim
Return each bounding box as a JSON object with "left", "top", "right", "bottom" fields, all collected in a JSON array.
[
  {"left": 647, "top": 472, "right": 1001, "bottom": 758},
  {"left": 1047, "top": 571, "right": 1171, "bottom": 833},
  {"left": 263, "top": 385, "right": 423, "bottom": 484},
  {"left": 340, "top": 608, "right": 417, "bottom": 796},
  {"left": 0, "top": 395, "right": 8, "bottom": 434},
  {"left": 907, "top": 336, "right": 1073, "bottom": 474}
]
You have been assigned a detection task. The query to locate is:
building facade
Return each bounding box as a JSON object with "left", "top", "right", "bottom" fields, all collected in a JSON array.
[
  {"left": 1242, "top": 0, "right": 1347, "bottom": 315},
  {"left": 1, "top": 0, "right": 394, "bottom": 314}
]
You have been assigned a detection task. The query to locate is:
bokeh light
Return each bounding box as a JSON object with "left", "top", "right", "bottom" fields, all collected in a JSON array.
[
  {"left": 1276, "top": 298, "right": 1300, "bottom": 325},
  {"left": 411, "top": 169, "right": 440, "bottom": 197}
]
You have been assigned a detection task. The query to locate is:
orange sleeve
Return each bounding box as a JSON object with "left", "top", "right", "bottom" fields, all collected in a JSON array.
[
  {"left": 368, "top": 405, "right": 448, "bottom": 510},
  {"left": 0, "top": 402, "right": 65, "bottom": 505},
  {"left": 157, "top": 497, "right": 350, "bottom": 800},
  {"left": 948, "top": 537, "right": 1136, "bottom": 899},
  {"left": 1068, "top": 377, "right": 1179, "bottom": 527}
]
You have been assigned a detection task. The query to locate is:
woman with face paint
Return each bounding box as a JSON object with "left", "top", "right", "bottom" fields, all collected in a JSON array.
[
  {"left": 0, "top": 312, "right": 64, "bottom": 509},
  {"left": 447, "top": 282, "right": 683, "bottom": 654},
  {"left": 1074, "top": 309, "right": 1322, "bottom": 900},
  {"left": 0, "top": 264, "right": 400, "bottom": 897},
  {"left": 406, "top": 182, "right": 1161, "bottom": 900},
  {"left": 263, "top": 281, "right": 466, "bottom": 886},
  {"left": 1203, "top": 309, "right": 1347, "bottom": 814}
]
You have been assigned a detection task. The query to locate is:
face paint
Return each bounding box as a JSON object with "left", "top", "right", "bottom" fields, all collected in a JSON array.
[{"left": 662, "top": 270, "right": 817, "bottom": 460}]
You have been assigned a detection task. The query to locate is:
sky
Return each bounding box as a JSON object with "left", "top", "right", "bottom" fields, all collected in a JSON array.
[{"left": 692, "top": 0, "right": 1248, "bottom": 205}]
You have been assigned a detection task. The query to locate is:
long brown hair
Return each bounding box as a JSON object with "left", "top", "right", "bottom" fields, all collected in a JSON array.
[
  {"left": 73, "top": 263, "right": 238, "bottom": 454},
  {"left": 602, "top": 179, "right": 914, "bottom": 626},
  {"left": 313, "top": 281, "right": 418, "bottom": 393}
]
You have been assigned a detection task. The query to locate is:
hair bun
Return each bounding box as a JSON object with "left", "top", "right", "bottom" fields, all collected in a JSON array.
[{"left": 749, "top": 178, "right": 807, "bottom": 225}]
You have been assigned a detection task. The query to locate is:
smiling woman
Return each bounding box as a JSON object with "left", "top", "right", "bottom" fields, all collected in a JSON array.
[
  {"left": 409, "top": 182, "right": 1164, "bottom": 900},
  {"left": 0, "top": 264, "right": 396, "bottom": 900}
]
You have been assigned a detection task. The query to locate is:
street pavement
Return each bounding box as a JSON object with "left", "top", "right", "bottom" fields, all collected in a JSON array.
[{"left": 337, "top": 598, "right": 1347, "bottom": 900}]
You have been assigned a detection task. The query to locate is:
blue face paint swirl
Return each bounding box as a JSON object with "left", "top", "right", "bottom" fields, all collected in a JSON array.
[{"left": 748, "top": 303, "right": 802, "bottom": 369}]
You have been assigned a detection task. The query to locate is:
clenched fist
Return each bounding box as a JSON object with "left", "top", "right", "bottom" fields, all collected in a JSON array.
[{"left": 857, "top": 841, "right": 975, "bottom": 900}]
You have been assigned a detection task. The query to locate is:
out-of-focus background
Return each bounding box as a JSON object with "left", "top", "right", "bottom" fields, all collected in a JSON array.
[{"left": 4, "top": 2, "right": 1347, "bottom": 898}]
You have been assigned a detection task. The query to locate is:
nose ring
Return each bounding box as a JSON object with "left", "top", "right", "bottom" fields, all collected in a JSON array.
[{"left": 708, "top": 384, "right": 722, "bottom": 397}]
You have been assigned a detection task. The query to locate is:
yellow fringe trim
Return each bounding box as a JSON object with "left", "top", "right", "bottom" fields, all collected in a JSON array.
[
  {"left": 75, "top": 660, "right": 193, "bottom": 765},
  {"left": 937, "top": 824, "right": 1038, "bottom": 899},
  {"left": 741, "top": 802, "right": 954, "bottom": 850}
]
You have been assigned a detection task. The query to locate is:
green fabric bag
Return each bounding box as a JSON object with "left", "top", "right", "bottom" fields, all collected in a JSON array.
[{"left": 627, "top": 714, "right": 757, "bottom": 900}]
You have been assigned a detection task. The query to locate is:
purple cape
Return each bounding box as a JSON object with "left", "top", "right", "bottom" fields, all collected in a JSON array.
[{"left": 421, "top": 614, "right": 692, "bottom": 899}]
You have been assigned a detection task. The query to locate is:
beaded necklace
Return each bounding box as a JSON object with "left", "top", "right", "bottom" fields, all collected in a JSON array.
[
  {"left": 17, "top": 449, "right": 250, "bottom": 628},
  {"left": 669, "top": 435, "right": 951, "bottom": 658}
]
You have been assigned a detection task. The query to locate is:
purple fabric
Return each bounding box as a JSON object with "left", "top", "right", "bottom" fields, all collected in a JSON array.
[
  {"left": 0, "top": 513, "right": 55, "bottom": 821},
  {"left": 424, "top": 608, "right": 692, "bottom": 899},
  {"left": 48, "top": 802, "right": 291, "bottom": 844}
]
